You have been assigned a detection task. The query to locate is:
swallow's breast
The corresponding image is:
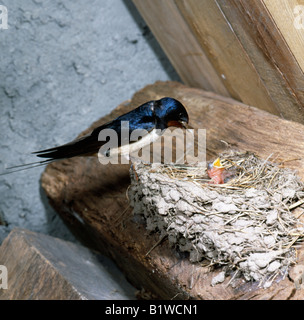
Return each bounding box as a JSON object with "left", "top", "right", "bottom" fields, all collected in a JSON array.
[{"left": 99, "top": 128, "right": 161, "bottom": 160}]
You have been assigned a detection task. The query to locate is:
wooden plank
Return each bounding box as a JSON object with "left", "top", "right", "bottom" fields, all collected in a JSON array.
[
  {"left": 0, "top": 228, "right": 135, "bottom": 300},
  {"left": 132, "top": 0, "right": 229, "bottom": 96},
  {"left": 133, "top": 0, "right": 304, "bottom": 123},
  {"left": 216, "top": 0, "right": 304, "bottom": 123},
  {"left": 41, "top": 81, "right": 304, "bottom": 300},
  {"left": 263, "top": 0, "right": 304, "bottom": 72},
  {"left": 175, "top": 0, "right": 281, "bottom": 115}
]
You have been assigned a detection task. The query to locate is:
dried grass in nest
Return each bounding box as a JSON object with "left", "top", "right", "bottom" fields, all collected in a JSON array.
[
  {"left": 128, "top": 151, "right": 304, "bottom": 288},
  {"left": 159, "top": 152, "right": 297, "bottom": 190}
]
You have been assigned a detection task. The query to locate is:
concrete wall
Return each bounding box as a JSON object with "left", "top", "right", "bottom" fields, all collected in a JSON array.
[{"left": 0, "top": 0, "right": 179, "bottom": 242}]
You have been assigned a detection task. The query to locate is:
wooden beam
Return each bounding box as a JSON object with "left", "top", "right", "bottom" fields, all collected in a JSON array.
[
  {"left": 175, "top": 0, "right": 280, "bottom": 115},
  {"left": 41, "top": 81, "right": 304, "bottom": 300},
  {"left": 132, "top": 0, "right": 229, "bottom": 96},
  {"left": 216, "top": 0, "right": 304, "bottom": 122},
  {"left": 133, "top": 0, "right": 304, "bottom": 123},
  {"left": 263, "top": 0, "right": 304, "bottom": 73}
]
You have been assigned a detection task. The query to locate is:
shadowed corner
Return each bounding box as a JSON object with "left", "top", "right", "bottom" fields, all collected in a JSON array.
[
  {"left": 122, "top": 0, "right": 181, "bottom": 82},
  {"left": 39, "top": 183, "right": 80, "bottom": 244},
  {"left": 38, "top": 168, "right": 120, "bottom": 252}
]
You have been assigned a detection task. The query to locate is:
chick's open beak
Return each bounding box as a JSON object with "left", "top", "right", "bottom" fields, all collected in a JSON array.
[{"left": 213, "top": 158, "right": 223, "bottom": 168}]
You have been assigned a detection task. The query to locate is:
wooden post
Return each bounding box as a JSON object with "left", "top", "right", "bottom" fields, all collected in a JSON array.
[{"left": 133, "top": 0, "right": 304, "bottom": 123}]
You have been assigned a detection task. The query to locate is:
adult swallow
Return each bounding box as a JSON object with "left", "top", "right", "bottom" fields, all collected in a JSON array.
[{"left": 3, "top": 97, "right": 189, "bottom": 174}]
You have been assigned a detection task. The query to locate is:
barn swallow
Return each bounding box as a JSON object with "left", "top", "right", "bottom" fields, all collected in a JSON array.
[{"left": 2, "top": 97, "right": 189, "bottom": 174}]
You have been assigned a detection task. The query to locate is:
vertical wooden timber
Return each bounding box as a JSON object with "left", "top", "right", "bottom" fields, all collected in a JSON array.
[
  {"left": 215, "top": 0, "right": 304, "bottom": 122},
  {"left": 133, "top": 0, "right": 304, "bottom": 124},
  {"left": 132, "top": 0, "right": 230, "bottom": 96}
]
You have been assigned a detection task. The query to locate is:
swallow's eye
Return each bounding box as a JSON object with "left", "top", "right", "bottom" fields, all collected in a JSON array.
[{"left": 179, "top": 112, "right": 183, "bottom": 118}]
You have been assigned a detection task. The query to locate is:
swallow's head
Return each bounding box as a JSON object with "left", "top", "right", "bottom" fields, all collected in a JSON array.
[{"left": 151, "top": 97, "right": 189, "bottom": 129}]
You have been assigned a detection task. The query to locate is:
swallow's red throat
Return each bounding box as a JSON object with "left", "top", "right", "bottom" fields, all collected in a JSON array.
[{"left": 167, "top": 120, "right": 184, "bottom": 128}]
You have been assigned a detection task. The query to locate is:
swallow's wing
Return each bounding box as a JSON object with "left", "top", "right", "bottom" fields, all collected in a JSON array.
[
  {"left": 33, "top": 122, "right": 113, "bottom": 160},
  {"left": 33, "top": 100, "right": 157, "bottom": 161},
  {"left": 1, "top": 122, "right": 114, "bottom": 175},
  {"left": 33, "top": 121, "right": 156, "bottom": 161},
  {"left": 2, "top": 103, "right": 156, "bottom": 175}
]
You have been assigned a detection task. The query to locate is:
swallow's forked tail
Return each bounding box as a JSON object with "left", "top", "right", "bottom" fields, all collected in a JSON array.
[
  {"left": 0, "top": 159, "right": 55, "bottom": 176},
  {"left": 1, "top": 134, "right": 99, "bottom": 176}
]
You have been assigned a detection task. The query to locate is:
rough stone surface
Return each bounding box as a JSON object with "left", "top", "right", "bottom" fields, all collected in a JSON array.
[
  {"left": 0, "top": 228, "right": 136, "bottom": 300},
  {"left": 0, "top": 0, "right": 179, "bottom": 240}
]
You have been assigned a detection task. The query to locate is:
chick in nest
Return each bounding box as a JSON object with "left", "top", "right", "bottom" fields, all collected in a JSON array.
[{"left": 207, "top": 157, "right": 235, "bottom": 184}]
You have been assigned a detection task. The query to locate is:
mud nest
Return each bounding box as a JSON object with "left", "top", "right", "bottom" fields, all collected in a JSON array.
[{"left": 128, "top": 151, "right": 304, "bottom": 288}]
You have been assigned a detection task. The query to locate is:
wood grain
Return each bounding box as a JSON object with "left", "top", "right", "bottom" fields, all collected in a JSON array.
[
  {"left": 175, "top": 0, "right": 279, "bottom": 115},
  {"left": 216, "top": 0, "right": 304, "bottom": 123},
  {"left": 41, "top": 81, "right": 304, "bottom": 300},
  {"left": 263, "top": 0, "right": 304, "bottom": 72},
  {"left": 133, "top": 0, "right": 229, "bottom": 96},
  {"left": 133, "top": 0, "right": 304, "bottom": 124}
]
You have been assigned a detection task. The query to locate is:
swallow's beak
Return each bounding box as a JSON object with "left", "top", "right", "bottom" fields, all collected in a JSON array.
[
  {"left": 179, "top": 120, "right": 188, "bottom": 129},
  {"left": 179, "top": 113, "right": 190, "bottom": 128},
  {"left": 167, "top": 112, "right": 189, "bottom": 129}
]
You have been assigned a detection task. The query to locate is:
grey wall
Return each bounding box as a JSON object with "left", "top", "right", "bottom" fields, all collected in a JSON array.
[{"left": 0, "top": 0, "right": 179, "bottom": 242}]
